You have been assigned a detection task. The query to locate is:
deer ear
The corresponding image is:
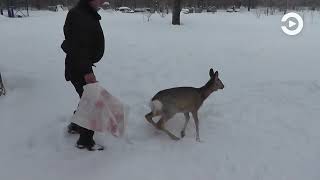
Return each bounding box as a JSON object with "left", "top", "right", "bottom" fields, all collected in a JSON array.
[
  {"left": 209, "top": 68, "right": 215, "bottom": 78},
  {"left": 214, "top": 71, "right": 219, "bottom": 79}
]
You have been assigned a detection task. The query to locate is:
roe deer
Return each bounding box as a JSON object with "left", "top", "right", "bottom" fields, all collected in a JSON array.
[{"left": 145, "top": 68, "right": 224, "bottom": 141}]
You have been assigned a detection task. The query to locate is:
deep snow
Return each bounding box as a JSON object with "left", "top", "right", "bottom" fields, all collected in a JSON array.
[{"left": 0, "top": 10, "right": 319, "bottom": 180}]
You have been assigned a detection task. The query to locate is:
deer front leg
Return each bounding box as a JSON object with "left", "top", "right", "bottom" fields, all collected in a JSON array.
[
  {"left": 181, "top": 112, "right": 190, "bottom": 138},
  {"left": 192, "top": 111, "right": 200, "bottom": 142}
]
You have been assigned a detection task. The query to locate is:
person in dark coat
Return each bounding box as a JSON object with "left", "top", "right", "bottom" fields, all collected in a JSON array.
[{"left": 61, "top": 0, "right": 106, "bottom": 151}]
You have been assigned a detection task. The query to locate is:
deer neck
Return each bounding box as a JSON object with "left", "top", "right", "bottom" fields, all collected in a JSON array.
[{"left": 199, "top": 84, "right": 212, "bottom": 101}]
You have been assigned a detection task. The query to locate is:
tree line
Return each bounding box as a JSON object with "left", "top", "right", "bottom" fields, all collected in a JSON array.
[{"left": 1, "top": 0, "right": 319, "bottom": 10}]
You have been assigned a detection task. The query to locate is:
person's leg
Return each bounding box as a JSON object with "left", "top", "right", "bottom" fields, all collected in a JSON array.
[
  {"left": 70, "top": 78, "right": 96, "bottom": 149},
  {"left": 76, "top": 126, "right": 95, "bottom": 149},
  {"left": 67, "top": 122, "right": 80, "bottom": 134}
]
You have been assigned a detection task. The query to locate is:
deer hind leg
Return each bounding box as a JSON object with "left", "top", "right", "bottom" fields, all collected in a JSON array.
[
  {"left": 146, "top": 112, "right": 179, "bottom": 140},
  {"left": 155, "top": 110, "right": 172, "bottom": 130},
  {"left": 155, "top": 117, "right": 164, "bottom": 130},
  {"left": 192, "top": 111, "right": 200, "bottom": 142},
  {"left": 145, "top": 112, "right": 158, "bottom": 128},
  {"left": 157, "top": 114, "right": 180, "bottom": 141},
  {"left": 181, "top": 112, "right": 190, "bottom": 138}
]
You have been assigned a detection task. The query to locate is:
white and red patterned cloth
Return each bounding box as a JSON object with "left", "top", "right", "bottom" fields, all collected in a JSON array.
[{"left": 71, "top": 83, "right": 126, "bottom": 137}]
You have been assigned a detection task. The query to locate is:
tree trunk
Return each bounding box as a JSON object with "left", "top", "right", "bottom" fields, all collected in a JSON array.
[
  {"left": 0, "top": 72, "right": 6, "bottom": 96},
  {"left": 172, "top": 0, "right": 181, "bottom": 25},
  {"left": 35, "top": 0, "right": 41, "bottom": 10},
  {"left": 248, "top": 0, "right": 251, "bottom": 11}
]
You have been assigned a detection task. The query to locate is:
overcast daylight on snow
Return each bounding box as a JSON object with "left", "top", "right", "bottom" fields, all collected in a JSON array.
[{"left": 0, "top": 0, "right": 320, "bottom": 179}]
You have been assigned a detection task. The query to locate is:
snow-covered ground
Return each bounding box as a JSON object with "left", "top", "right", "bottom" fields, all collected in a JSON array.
[{"left": 0, "top": 10, "right": 319, "bottom": 180}]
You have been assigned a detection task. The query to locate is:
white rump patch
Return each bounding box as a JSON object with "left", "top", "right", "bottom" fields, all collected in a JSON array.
[{"left": 150, "top": 100, "right": 163, "bottom": 115}]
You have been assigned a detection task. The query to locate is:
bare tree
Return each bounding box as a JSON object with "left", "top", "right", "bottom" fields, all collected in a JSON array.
[
  {"left": 172, "top": 0, "right": 181, "bottom": 25},
  {"left": 3, "top": 0, "right": 319, "bottom": 12},
  {"left": 0, "top": 73, "right": 6, "bottom": 96}
]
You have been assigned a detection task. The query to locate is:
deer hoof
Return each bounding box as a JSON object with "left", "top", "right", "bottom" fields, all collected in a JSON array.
[
  {"left": 180, "top": 131, "right": 185, "bottom": 138},
  {"left": 171, "top": 135, "right": 180, "bottom": 141}
]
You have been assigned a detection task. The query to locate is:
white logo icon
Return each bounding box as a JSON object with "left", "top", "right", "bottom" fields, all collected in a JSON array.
[{"left": 281, "top": 12, "right": 304, "bottom": 36}]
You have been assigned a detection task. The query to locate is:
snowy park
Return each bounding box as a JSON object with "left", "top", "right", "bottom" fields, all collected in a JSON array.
[{"left": 0, "top": 8, "right": 320, "bottom": 180}]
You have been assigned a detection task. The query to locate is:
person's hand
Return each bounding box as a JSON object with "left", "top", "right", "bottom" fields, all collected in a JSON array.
[{"left": 84, "top": 73, "right": 97, "bottom": 84}]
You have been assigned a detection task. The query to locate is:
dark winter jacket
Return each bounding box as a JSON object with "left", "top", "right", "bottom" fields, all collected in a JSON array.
[{"left": 61, "top": 0, "right": 105, "bottom": 81}]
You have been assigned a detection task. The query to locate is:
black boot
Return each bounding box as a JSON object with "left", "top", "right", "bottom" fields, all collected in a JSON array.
[
  {"left": 67, "top": 123, "right": 80, "bottom": 134},
  {"left": 67, "top": 111, "right": 80, "bottom": 134},
  {"left": 76, "top": 143, "right": 104, "bottom": 151},
  {"left": 76, "top": 126, "right": 104, "bottom": 151}
]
